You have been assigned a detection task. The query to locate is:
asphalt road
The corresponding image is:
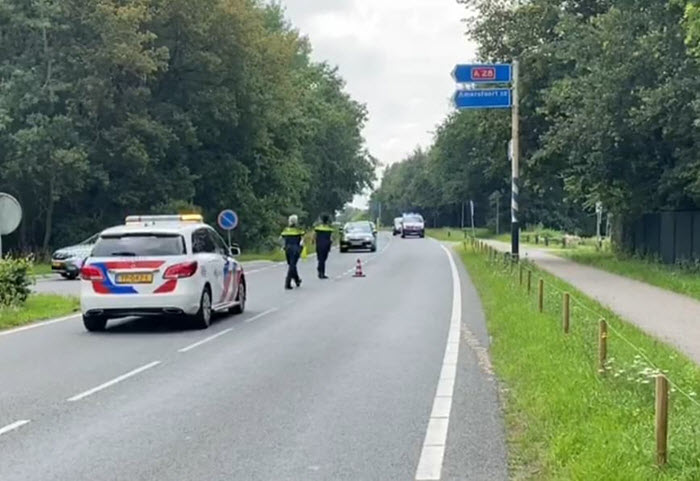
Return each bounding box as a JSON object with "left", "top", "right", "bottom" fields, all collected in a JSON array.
[{"left": 2, "top": 233, "right": 506, "bottom": 481}]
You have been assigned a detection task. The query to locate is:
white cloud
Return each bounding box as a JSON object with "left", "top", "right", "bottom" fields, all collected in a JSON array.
[{"left": 281, "top": 0, "right": 477, "bottom": 207}]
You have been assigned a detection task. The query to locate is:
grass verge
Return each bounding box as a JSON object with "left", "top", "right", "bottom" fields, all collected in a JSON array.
[
  {"left": 0, "top": 295, "right": 79, "bottom": 330},
  {"left": 31, "top": 263, "right": 53, "bottom": 277},
  {"left": 460, "top": 244, "right": 700, "bottom": 480},
  {"left": 559, "top": 249, "right": 700, "bottom": 302},
  {"left": 426, "top": 228, "right": 490, "bottom": 242},
  {"left": 238, "top": 250, "right": 286, "bottom": 263}
]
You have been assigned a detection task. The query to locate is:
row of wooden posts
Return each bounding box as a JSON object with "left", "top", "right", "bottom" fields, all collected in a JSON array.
[{"left": 468, "top": 238, "right": 670, "bottom": 467}]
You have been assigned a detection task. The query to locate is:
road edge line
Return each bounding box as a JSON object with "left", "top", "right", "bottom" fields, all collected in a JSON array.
[
  {"left": 0, "top": 313, "right": 80, "bottom": 338},
  {"left": 415, "top": 244, "right": 462, "bottom": 480}
]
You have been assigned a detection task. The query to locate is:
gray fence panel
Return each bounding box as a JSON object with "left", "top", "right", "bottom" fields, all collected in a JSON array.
[
  {"left": 660, "top": 212, "right": 675, "bottom": 263},
  {"left": 675, "top": 212, "right": 693, "bottom": 262},
  {"left": 646, "top": 214, "right": 661, "bottom": 258},
  {"left": 693, "top": 213, "right": 700, "bottom": 259},
  {"left": 634, "top": 220, "right": 645, "bottom": 255}
]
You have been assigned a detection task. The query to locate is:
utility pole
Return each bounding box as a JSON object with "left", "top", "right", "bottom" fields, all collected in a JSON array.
[{"left": 511, "top": 59, "right": 520, "bottom": 260}]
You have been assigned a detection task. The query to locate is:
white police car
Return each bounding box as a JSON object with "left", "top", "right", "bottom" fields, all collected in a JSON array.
[{"left": 80, "top": 215, "right": 246, "bottom": 332}]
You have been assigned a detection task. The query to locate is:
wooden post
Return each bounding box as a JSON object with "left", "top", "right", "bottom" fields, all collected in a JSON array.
[
  {"left": 563, "top": 293, "right": 570, "bottom": 333},
  {"left": 527, "top": 270, "right": 532, "bottom": 294},
  {"left": 562, "top": 237, "right": 566, "bottom": 248},
  {"left": 538, "top": 279, "right": 544, "bottom": 312},
  {"left": 519, "top": 264, "right": 523, "bottom": 286},
  {"left": 598, "top": 319, "right": 607, "bottom": 374},
  {"left": 655, "top": 375, "right": 669, "bottom": 467}
]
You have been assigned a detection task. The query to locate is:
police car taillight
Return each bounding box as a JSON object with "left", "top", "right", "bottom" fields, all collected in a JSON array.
[
  {"left": 81, "top": 265, "right": 104, "bottom": 281},
  {"left": 163, "top": 261, "right": 198, "bottom": 279}
]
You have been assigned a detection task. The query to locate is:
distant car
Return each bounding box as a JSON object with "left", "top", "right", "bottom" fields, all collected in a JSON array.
[
  {"left": 401, "top": 213, "right": 425, "bottom": 238},
  {"left": 340, "top": 221, "right": 377, "bottom": 253},
  {"left": 80, "top": 214, "right": 246, "bottom": 332},
  {"left": 51, "top": 233, "right": 99, "bottom": 279},
  {"left": 393, "top": 217, "right": 403, "bottom": 236}
]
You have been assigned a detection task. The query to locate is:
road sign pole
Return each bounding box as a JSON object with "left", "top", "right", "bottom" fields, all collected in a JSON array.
[{"left": 511, "top": 59, "right": 520, "bottom": 260}]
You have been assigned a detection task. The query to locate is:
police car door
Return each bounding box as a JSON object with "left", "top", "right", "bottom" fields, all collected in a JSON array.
[
  {"left": 192, "top": 228, "right": 222, "bottom": 305},
  {"left": 210, "top": 230, "right": 237, "bottom": 306}
]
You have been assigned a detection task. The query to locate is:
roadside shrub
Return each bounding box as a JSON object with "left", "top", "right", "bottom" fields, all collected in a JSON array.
[{"left": 0, "top": 256, "right": 33, "bottom": 306}]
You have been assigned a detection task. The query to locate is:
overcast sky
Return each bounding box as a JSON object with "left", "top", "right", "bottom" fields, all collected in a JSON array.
[{"left": 280, "top": 0, "right": 476, "bottom": 207}]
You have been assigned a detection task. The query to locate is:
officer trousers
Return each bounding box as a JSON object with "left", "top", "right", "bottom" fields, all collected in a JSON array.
[
  {"left": 285, "top": 246, "right": 302, "bottom": 287},
  {"left": 316, "top": 247, "right": 330, "bottom": 277}
]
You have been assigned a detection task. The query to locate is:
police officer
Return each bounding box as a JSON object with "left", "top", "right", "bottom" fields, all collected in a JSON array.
[
  {"left": 314, "top": 214, "right": 334, "bottom": 279},
  {"left": 281, "top": 215, "right": 304, "bottom": 290}
]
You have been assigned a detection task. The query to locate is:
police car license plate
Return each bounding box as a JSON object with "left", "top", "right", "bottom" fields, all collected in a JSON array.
[{"left": 115, "top": 273, "right": 153, "bottom": 284}]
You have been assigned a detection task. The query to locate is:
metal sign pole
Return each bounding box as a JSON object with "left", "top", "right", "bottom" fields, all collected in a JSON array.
[{"left": 511, "top": 59, "right": 520, "bottom": 260}]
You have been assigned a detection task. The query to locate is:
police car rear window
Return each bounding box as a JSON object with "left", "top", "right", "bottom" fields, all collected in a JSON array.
[{"left": 92, "top": 234, "right": 186, "bottom": 257}]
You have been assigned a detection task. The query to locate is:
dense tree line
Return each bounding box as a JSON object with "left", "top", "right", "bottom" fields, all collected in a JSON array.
[
  {"left": 0, "top": 0, "right": 375, "bottom": 253},
  {"left": 373, "top": 0, "right": 700, "bottom": 237}
]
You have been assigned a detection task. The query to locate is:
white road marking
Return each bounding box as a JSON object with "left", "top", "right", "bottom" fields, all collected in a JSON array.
[
  {"left": 67, "top": 361, "right": 161, "bottom": 402},
  {"left": 0, "top": 420, "right": 30, "bottom": 437},
  {"left": 178, "top": 328, "right": 234, "bottom": 353},
  {"left": 415, "top": 245, "right": 462, "bottom": 481},
  {"left": 0, "top": 313, "right": 80, "bottom": 338},
  {"left": 244, "top": 308, "right": 278, "bottom": 323}
]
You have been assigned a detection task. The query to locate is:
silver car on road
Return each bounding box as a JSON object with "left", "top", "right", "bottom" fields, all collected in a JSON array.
[{"left": 51, "top": 233, "right": 99, "bottom": 279}]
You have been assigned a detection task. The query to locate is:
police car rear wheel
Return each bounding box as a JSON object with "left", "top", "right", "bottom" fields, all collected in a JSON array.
[
  {"left": 230, "top": 282, "right": 246, "bottom": 315},
  {"left": 83, "top": 315, "right": 107, "bottom": 332},
  {"left": 192, "top": 288, "right": 212, "bottom": 329}
]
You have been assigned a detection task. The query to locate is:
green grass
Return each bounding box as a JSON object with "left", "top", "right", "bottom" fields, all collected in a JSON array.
[
  {"left": 0, "top": 295, "right": 79, "bottom": 330},
  {"left": 460, "top": 245, "right": 700, "bottom": 480},
  {"left": 426, "top": 227, "right": 490, "bottom": 242},
  {"left": 30, "top": 263, "right": 53, "bottom": 277},
  {"left": 559, "top": 249, "right": 700, "bottom": 302},
  {"left": 237, "top": 250, "right": 286, "bottom": 262}
]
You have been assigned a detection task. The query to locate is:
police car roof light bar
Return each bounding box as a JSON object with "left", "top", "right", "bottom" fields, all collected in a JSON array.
[{"left": 125, "top": 214, "right": 203, "bottom": 225}]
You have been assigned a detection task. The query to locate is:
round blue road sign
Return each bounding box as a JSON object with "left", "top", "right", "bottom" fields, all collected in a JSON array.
[{"left": 218, "top": 209, "right": 238, "bottom": 231}]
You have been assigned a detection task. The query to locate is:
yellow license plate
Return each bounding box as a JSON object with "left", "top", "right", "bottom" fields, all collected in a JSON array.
[
  {"left": 52, "top": 261, "right": 64, "bottom": 268},
  {"left": 115, "top": 273, "right": 153, "bottom": 284}
]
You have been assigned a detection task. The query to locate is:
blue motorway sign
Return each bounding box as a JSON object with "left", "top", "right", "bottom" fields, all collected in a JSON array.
[
  {"left": 452, "top": 64, "right": 512, "bottom": 84},
  {"left": 218, "top": 209, "right": 239, "bottom": 231},
  {"left": 454, "top": 89, "right": 512, "bottom": 110}
]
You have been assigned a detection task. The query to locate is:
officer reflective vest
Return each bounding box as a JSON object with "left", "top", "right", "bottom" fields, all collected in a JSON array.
[
  {"left": 281, "top": 227, "right": 305, "bottom": 248},
  {"left": 314, "top": 224, "right": 334, "bottom": 251}
]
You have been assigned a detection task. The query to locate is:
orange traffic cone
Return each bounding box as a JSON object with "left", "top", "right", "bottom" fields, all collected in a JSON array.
[{"left": 353, "top": 258, "right": 366, "bottom": 278}]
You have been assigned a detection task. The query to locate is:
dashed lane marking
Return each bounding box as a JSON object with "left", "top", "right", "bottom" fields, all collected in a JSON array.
[{"left": 67, "top": 361, "right": 161, "bottom": 402}]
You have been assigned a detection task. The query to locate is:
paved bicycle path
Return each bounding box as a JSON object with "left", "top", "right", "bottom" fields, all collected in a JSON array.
[{"left": 486, "top": 240, "right": 700, "bottom": 366}]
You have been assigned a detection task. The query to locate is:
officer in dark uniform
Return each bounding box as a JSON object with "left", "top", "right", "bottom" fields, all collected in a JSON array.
[
  {"left": 281, "top": 215, "right": 304, "bottom": 290},
  {"left": 314, "top": 214, "right": 334, "bottom": 279}
]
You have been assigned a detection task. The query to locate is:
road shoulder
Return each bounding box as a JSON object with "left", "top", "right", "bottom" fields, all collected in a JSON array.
[{"left": 440, "top": 243, "right": 508, "bottom": 481}]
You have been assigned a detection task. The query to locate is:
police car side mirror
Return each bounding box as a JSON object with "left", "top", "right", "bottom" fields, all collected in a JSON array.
[{"left": 229, "top": 244, "right": 241, "bottom": 256}]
